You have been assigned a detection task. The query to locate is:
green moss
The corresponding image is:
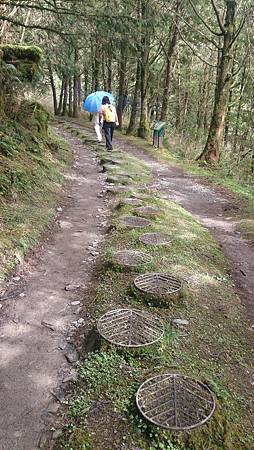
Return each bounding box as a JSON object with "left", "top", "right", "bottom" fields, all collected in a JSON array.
[
  {"left": 0, "top": 122, "right": 72, "bottom": 280},
  {"left": 0, "top": 44, "right": 42, "bottom": 82},
  {"left": 1, "top": 44, "right": 42, "bottom": 63}
]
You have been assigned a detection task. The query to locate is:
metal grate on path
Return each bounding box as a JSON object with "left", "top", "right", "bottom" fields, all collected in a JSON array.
[
  {"left": 123, "top": 198, "right": 143, "bottom": 206},
  {"left": 114, "top": 250, "right": 152, "bottom": 268},
  {"left": 97, "top": 309, "right": 164, "bottom": 348},
  {"left": 139, "top": 232, "right": 171, "bottom": 246},
  {"left": 136, "top": 206, "right": 160, "bottom": 216},
  {"left": 107, "top": 185, "right": 131, "bottom": 194},
  {"left": 134, "top": 272, "right": 182, "bottom": 297},
  {"left": 136, "top": 373, "right": 216, "bottom": 430},
  {"left": 120, "top": 216, "right": 151, "bottom": 228}
]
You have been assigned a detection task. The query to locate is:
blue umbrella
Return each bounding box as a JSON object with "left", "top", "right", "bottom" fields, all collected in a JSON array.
[{"left": 83, "top": 91, "right": 115, "bottom": 113}]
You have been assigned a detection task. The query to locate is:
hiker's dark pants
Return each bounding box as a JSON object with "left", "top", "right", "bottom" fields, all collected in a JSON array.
[{"left": 103, "top": 122, "right": 115, "bottom": 150}]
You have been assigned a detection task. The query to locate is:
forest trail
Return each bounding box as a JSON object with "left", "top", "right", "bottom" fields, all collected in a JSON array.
[
  {"left": 69, "top": 121, "right": 254, "bottom": 325},
  {"left": 0, "top": 129, "right": 108, "bottom": 450},
  {"left": 0, "top": 122, "right": 253, "bottom": 450}
]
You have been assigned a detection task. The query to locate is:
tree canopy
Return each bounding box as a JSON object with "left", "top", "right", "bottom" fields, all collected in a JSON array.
[{"left": 1, "top": 0, "right": 253, "bottom": 177}]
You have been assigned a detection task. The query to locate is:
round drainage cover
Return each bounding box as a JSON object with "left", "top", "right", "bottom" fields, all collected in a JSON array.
[
  {"left": 136, "top": 373, "right": 216, "bottom": 430},
  {"left": 136, "top": 206, "right": 160, "bottom": 216},
  {"left": 107, "top": 185, "right": 130, "bottom": 194},
  {"left": 114, "top": 250, "right": 152, "bottom": 267},
  {"left": 134, "top": 272, "right": 182, "bottom": 296},
  {"left": 139, "top": 232, "right": 171, "bottom": 246},
  {"left": 97, "top": 309, "right": 164, "bottom": 347},
  {"left": 107, "top": 175, "right": 129, "bottom": 184},
  {"left": 120, "top": 216, "right": 151, "bottom": 228},
  {"left": 124, "top": 198, "right": 143, "bottom": 206}
]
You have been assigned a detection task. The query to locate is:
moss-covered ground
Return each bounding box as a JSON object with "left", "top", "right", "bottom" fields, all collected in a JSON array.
[
  {"left": 0, "top": 118, "right": 72, "bottom": 281},
  {"left": 54, "top": 123, "right": 254, "bottom": 450}
]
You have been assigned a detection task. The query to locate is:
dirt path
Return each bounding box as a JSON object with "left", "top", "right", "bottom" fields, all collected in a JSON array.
[
  {"left": 0, "top": 129, "right": 108, "bottom": 450},
  {"left": 68, "top": 121, "right": 254, "bottom": 325}
]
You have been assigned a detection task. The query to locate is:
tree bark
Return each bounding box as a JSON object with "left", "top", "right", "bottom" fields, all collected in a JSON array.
[
  {"left": 68, "top": 77, "right": 73, "bottom": 117},
  {"left": 57, "top": 77, "right": 65, "bottom": 115},
  {"left": 93, "top": 42, "right": 100, "bottom": 91},
  {"left": 78, "top": 75, "right": 82, "bottom": 112},
  {"left": 138, "top": 0, "right": 151, "bottom": 139},
  {"left": 62, "top": 76, "right": 68, "bottom": 116},
  {"left": 160, "top": 0, "right": 181, "bottom": 121},
  {"left": 107, "top": 55, "right": 112, "bottom": 92},
  {"left": 127, "top": 59, "right": 141, "bottom": 134},
  {"left": 233, "top": 63, "right": 246, "bottom": 152},
  {"left": 73, "top": 48, "right": 79, "bottom": 117},
  {"left": 48, "top": 61, "right": 58, "bottom": 115},
  {"left": 117, "top": 41, "right": 128, "bottom": 130},
  {"left": 197, "top": 1, "right": 237, "bottom": 164}
]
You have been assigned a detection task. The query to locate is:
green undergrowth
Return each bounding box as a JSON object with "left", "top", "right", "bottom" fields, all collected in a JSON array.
[
  {"left": 0, "top": 118, "right": 72, "bottom": 280},
  {"left": 55, "top": 125, "right": 253, "bottom": 450}
]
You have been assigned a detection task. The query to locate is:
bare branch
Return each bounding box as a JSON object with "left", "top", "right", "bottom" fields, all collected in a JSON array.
[
  {"left": 229, "top": 16, "right": 246, "bottom": 49},
  {"left": 188, "top": 0, "right": 223, "bottom": 37},
  {"left": 178, "top": 29, "right": 217, "bottom": 68},
  {"left": 178, "top": 14, "right": 222, "bottom": 50},
  {"left": 0, "top": 14, "right": 69, "bottom": 36},
  {"left": 210, "top": 0, "right": 225, "bottom": 33}
]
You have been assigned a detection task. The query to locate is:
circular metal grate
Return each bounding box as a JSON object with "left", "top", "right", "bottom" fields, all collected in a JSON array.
[
  {"left": 136, "top": 373, "right": 216, "bottom": 430},
  {"left": 139, "top": 232, "right": 171, "bottom": 246},
  {"left": 124, "top": 198, "right": 144, "bottom": 206},
  {"left": 97, "top": 309, "right": 164, "bottom": 347},
  {"left": 136, "top": 206, "right": 160, "bottom": 216},
  {"left": 120, "top": 216, "right": 151, "bottom": 228},
  {"left": 107, "top": 175, "right": 130, "bottom": 185},
  {"left": 107, "top": 185, "right": 130, "bottom": 194},
  {"left": 134, "top": 272, "right": 182, "bottom": 296},
  {"left": 114, "top": 250, "right": 152, "bottom": 267}
]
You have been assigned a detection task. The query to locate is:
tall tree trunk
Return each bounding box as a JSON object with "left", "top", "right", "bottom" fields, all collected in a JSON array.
[
  {"left": 68, "top": 77, "right": 73, "bottom": 117},
  {"left": 57, "top": 78, "right": 65, "bottom": 115},
  {"left": 78, "top": 75, "right": 82, "bottom": 113},
  {"left": 73, "top": 49, "right": 79, "bottom": 118},
  {"left": 196, "top": 64, "right": 208, "bottom": 138},
  {"left": 160, "top": 0, "right": 182, "bottom": 121},
  {"left": 102, "top": 54, "right": 107, "bottom": 91},
  {"left": 203, "top": 66, "right": 213, "bottom": 131},
  {"left": 233, "top": 63, "right": 246, "bottom": 152},
  {"left": 198, "top": 1, "right": 237, "bottom": 164},
  {"left": 83, "top": 68, "right": 89, "bottom": 99},
  {"left": 138, "top": 0, "right": 151, "bottom": 139},
  {"left": 93, "top": 43, "right": 100, "bottom": 91},
  {"left": 48, "top": 61, "right": 58, "bottom": 115},
  {"left": 62, "top": 77, "right": 68, "bottom": 116},
  {"left": 117, "top": 41, "right": 128, "bottom": 130},
  {"left": 126, "top": 60, "right": 141, "bottom": 135},
  {"left": 107, "top": 55, "right": 112, "bottom": 92}
]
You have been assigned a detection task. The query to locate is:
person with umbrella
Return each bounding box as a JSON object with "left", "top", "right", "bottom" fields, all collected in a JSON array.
[
  {"left": 83, "top": 91, "right": 116, "bottom": 145},
  {"left": 99, "top": 96, "right": 119, "bottom": 151}
]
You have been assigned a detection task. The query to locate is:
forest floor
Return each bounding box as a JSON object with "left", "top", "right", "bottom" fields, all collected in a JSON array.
[{"left": 0, "top": 120, "right": 253, "bottom": 450}]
